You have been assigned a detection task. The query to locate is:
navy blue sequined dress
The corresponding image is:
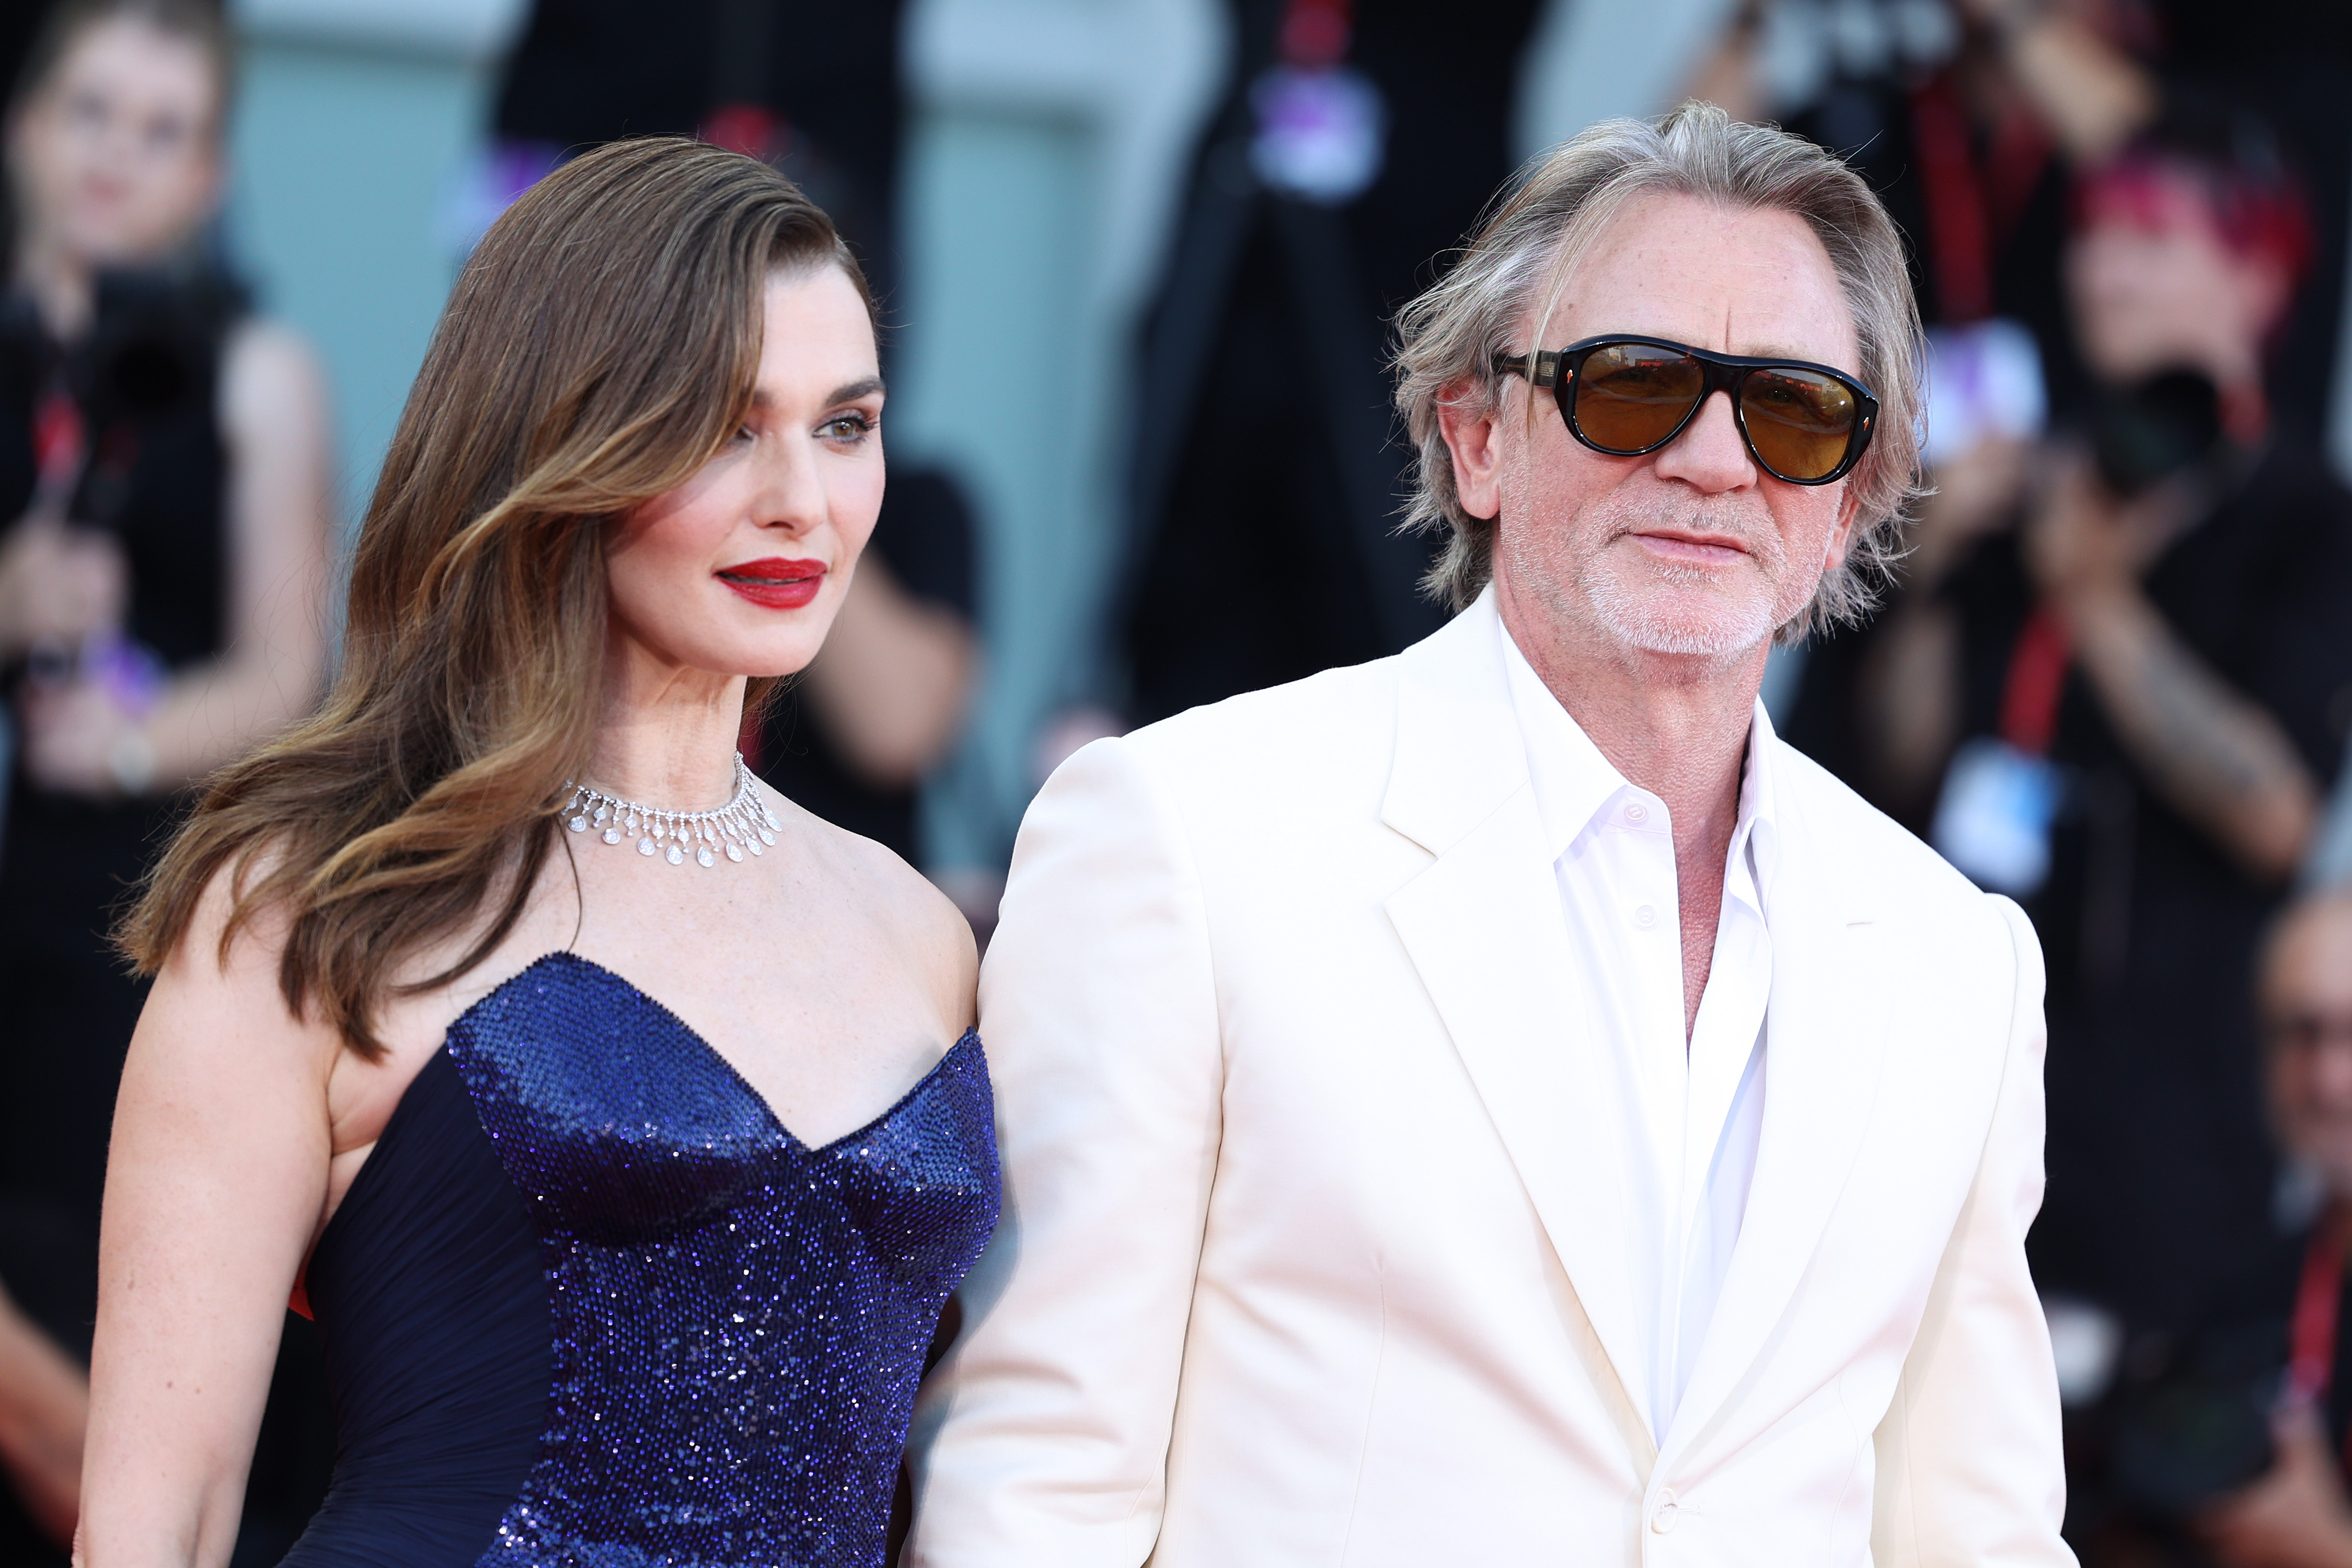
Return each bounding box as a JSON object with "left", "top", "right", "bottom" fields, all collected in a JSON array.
[{"left": 282, "top": 951, "right": 998, "bottom": 1568}]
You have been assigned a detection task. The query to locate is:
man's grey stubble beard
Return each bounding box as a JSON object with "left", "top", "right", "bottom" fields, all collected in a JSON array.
[{"left": 1517, "top": 490, "right": 1791, "bottom": 660}]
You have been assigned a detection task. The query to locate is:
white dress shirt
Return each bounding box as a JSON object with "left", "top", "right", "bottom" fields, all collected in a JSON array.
[{"left": 1501, "top": 621, "right": 1780, "bottom": 1442}]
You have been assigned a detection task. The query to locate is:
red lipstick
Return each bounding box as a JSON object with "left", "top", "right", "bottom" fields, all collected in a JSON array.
[{"left": 717, "top": 556, "right": 826, "bottom": 609}]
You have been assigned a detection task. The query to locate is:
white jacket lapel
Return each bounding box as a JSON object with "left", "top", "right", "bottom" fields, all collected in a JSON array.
[
  {"left": 1662, "top": 762, "right": 1887, "bottom": 1462},
  {"left": 1380, "top": 595, "right": 1652, "bottom": 1432}
]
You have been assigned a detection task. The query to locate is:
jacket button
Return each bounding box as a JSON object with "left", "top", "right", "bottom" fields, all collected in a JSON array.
[{"left": 1652, "top": 1496, "right": 1678, "bottom": 1534}]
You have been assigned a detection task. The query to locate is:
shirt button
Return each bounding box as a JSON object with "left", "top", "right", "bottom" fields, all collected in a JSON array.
[
  {"left": 1652, "top": 1495, "right": 1679, "bottom": 1534},
  {"left": 1634, "top": 904, "right": 1657, "bottom": 929},
  {"left": 1624, "top": 801, "right": 1648, "bottom": 824}
]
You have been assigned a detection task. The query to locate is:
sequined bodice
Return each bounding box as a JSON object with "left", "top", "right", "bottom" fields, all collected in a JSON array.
[{"left": 290, "top": 952, "right": 998, "bottom": 1568}]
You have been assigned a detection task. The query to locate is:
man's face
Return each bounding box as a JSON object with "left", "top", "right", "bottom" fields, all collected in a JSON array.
[
  {"left": 1450, "top": 191, "right": 1862, "bottom": 662},
  {"left": 2264, "top": 900, "right": 2352, "bottom": 1196}
]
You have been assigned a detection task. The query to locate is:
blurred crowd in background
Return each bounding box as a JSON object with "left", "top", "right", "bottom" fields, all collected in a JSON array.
[{"left": 1, "top": 0, "right": 2351, "bottom": 1563}]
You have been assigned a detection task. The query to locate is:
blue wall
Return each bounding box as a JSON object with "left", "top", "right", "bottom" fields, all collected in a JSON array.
[{"left": 225, "top": 31, "right": 498, "bottom": 528}]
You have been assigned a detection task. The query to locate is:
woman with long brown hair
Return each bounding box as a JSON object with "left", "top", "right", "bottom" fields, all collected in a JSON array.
[{"left": 74, "top": 136, "right": 996, "bottom": 1566}]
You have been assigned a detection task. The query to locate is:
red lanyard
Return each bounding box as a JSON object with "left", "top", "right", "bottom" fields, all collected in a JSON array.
[
  {"left": 1277, "top": 0, "right": 1353, "bottom": 67},
  {"left": 2287, "top": 1208, "right": 2352, "bottom": 1471},
  {"left": 1997, "top": 606, "right": 2071, "bottom": 756},
  {"left": 31, "top": 385, "right": 84, "bottom": 512},
  {"left": 1907, "top": 71, "right": 2052, "bottom": 326}
]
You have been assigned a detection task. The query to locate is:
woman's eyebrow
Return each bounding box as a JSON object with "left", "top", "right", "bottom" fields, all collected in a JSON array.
[{"left": 750, "top": 376, "right": 887, "bottom": 410}]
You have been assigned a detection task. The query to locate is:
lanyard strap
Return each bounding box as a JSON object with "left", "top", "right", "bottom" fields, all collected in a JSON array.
[
  {"left": 31, "top": 385, "right": 84, "bottom": 513},
  {"left": 1997, "top": 606, "right": 2071, "bottom": 756},
  {"left": 2288, "top": 1207, "right": 2352, "bottom": 1451},
  {"left": 1276, "top": 0, "right": 1354, "bottom": 67}
]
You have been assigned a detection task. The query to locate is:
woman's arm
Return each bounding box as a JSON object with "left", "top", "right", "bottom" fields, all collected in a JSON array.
[
  {"left": 803, "top": 556, "right": 976, "bottom": 790},
  {"left": 147, "top": 320, "right": 333, "bottom": 782},
  {"left": 77, "top": 880, "right": 340, "bottom": 1568},
  {"left": 21, "top": 319, "right": 332, "bottom": 798}
]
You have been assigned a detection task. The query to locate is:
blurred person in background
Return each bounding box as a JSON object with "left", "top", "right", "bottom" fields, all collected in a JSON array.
[
  {"left": 1836, "top": 108, "right": 2352, "bottom": 1438},
  {"left": 1705, "top": 0, "right": 2352, "bottom": 807},
  {"left": 1101, "top": 0, "right": 1542, "bottom": 729},
  {"left": 0, "top": 0, "right": 332, "bottom": 1556},
  {"left": 2195, "top": 889, "right": 2352, "bottom": 1568},
  {"left": 1689, "top": 0, "right": 2349, "bottom": 457},
  {"left": 2067, "top": 891, "right": 2352, "bottom": 1567},
  {"left": 483, "top": 0, "right": 978, "bottom": 878}
]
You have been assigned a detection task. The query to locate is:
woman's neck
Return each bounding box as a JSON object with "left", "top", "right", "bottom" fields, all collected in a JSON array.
[
  {"left": 15, "top": 235, "right": 95, "bottom": 340},
  {"left": 586, "top": 646, "right": 748, "bottom": 811}
]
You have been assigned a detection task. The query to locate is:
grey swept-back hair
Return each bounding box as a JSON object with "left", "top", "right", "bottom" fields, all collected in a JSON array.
[{"left": 1392, "top": 102, "right": 1926, "bottom": 642}]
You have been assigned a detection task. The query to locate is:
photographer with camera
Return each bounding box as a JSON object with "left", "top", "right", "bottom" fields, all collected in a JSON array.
[
  {"left": 1843, "top": 103, "right": 2352, "bottom": 1380},
  {"left": 0, "top": 0, "right": 331, "bottom": 1555}
]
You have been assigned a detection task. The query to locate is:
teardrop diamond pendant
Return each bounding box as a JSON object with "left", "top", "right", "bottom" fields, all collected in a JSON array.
[{"left": 562, "top": 755, "right": 771, "bottom": 871}]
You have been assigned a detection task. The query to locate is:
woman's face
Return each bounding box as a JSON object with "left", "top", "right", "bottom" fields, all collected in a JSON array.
[
  {"left": 8, "top": 17, "right": 222, "bottom": 269},
  {"left": 606, "top": 266, "right": 885, "bottom": 686},
  {"left": 2066, "top": 167, "right": 2285, "bottom": 393}
]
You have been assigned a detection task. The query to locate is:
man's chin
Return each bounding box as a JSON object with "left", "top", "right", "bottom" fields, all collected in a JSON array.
[{"left": 1586, "top": 582, "right": 1778, "bottom": 660}]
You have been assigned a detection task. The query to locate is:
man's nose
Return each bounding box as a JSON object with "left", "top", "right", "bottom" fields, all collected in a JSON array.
[{"left": 1650, "top": 390, "right": 1756, "bottom": 493}]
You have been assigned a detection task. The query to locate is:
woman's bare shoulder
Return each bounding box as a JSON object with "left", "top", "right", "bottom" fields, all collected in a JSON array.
[
  {"left": 221, "top": 316, "right": 328, "bottom": 414},
  {"left": 765, "top": 786, "right": 978, "bottom": 1025},
  {"left": 143, "top": 845, "right": 343, "bottom": 1081}
]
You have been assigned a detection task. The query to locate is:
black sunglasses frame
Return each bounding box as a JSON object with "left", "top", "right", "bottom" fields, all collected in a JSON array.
[{"left": 1494, "top": 334, "right": 1880, "bottom": 486}]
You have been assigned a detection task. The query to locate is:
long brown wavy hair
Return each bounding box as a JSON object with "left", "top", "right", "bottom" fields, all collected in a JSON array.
[{"left": 119, "top": 137, "right": 871, "bottom": 1057}]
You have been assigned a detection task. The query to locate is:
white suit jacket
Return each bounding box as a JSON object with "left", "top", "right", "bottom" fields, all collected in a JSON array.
[{"left": 908, "top": 591, "right": 2071, "bottom": 1568}]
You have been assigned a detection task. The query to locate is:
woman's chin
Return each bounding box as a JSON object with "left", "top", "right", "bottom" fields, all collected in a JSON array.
[{"left": 718, "top": 638, "right": 825, "bottom": 682}]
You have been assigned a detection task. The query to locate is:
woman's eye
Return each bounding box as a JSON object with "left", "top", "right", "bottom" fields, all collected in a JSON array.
[{"left": 821, "top": 413, "right": 875, "bottom": 442}]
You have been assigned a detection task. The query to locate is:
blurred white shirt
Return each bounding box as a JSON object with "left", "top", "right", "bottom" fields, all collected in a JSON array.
[{"left": 1501, "top": 620, "right": 1778, "bottom": 1442}]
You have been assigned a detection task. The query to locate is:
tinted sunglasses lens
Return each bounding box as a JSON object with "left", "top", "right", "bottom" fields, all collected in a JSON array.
[
  {"left": 1738, "top": 366, "right": 1858, "bottom": 480},
  {"left": 1572, "top": 342, "right": 1707, "bottom": 453}
]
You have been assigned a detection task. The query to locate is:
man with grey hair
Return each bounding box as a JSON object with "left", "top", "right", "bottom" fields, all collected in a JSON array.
[{"left": 908, "top": 103, "right": 2070, "bottom": 1567}]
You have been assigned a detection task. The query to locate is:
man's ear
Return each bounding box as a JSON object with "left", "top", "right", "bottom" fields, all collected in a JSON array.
[
  {"left": 1821, "top": 483, "right": 1865, "bottom": 573},
  {"left": 1437, "top": 379, "right": 1505, "bottom": 521}
]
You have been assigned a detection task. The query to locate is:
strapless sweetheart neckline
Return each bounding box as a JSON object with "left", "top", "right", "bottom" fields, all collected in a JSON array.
[{"left": 439, "top": 949, "right": 976, "bottom": 1156}]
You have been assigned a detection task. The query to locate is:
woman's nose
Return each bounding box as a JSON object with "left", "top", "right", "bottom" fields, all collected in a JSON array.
[{"left": 752, "top": 441, "right": 827, "bottom": 534}]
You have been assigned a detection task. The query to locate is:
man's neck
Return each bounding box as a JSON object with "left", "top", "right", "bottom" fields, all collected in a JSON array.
[
  {"left": 1496, "top": 574, "right": 1767, "bottom": 1039},
  {"left": 1497, "top": 577, "right": 1763, "bottom": 825}
]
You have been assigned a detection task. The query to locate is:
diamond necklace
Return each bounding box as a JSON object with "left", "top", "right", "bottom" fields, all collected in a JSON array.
[{"left": 562, "top": 753, "right": 780, "bottom": 868}]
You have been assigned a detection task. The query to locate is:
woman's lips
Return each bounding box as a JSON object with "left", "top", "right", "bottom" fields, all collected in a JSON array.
[{"left": 716, "top": 556, "right": 826, "bottom": 609}]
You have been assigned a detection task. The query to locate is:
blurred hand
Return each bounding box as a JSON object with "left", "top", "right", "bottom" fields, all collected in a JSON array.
[
  {"left": 0, "top": 516, "right": 127, "bottom": 655},
  {"left": 20, "top": 677, "right": 150, "bottom": 798},
  {"left": 2021, "top": 448, "right": 2197, "bottom": 606},
  {"left": 1909, "top": 435, "right": 2028, "bottom": 593},
  {"left": 2199, "top": 1408, "right": 2352, "bottom": 1568}
]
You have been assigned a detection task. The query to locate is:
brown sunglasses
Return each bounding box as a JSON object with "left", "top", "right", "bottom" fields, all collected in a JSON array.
[{"left": 1495, "top": 335, "right": 1880, "bottom": 486}]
